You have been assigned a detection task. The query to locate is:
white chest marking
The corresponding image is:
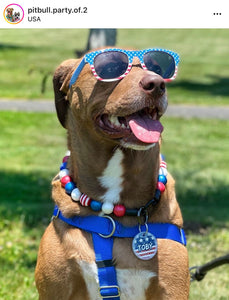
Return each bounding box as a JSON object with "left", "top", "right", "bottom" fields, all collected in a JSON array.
[
  {"left": 98, "top": 149, "right": 124, "bottom": 204},
  {"left": 79, "top": 261, "right": 156, "bottom": 300}
]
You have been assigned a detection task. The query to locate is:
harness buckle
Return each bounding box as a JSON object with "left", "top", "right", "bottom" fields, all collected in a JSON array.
[
  {"left": 98, "top": 216, "right": 116, "bottom": 238},
  {"left": 99, "top": 285, "right": 120, "bottom": 298}
]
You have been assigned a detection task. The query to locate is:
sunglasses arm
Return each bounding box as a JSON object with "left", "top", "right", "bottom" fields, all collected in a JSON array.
[{"left": 69, "top": 57, "right": 87, "bottom": 88}]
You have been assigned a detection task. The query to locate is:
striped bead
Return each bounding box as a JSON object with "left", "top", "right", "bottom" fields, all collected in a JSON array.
[
  {"left": 80, "top": 194, "right": 92, "bottom": 206},
  {"left": 159, "top": 167, "right": 168, "bottom": 176},
  {"left": 59, "top": 152, "right": 168, "bottom": 217},
  {"left": 160, "top": 161, "right": 167, "bottom": 169}
]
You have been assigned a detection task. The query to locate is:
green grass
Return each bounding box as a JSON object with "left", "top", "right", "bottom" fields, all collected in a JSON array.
[
  {"left": 0, "top": 111, "right": 65, "bottom": 300},
  {"left": 162, "top": 118, "right": 229, "bottom": 226},
  {"left": 0, "top": 29, "right": 229, "bottom": 105},
  {"left": 0, "top": 111, "right": 229, "bottom": 299}
]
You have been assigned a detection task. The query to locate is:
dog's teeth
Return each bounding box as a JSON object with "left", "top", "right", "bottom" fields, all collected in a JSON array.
[
  {"left": 152, "top": 114, "right": 157, "bottom": 120},
  {"left": 121, "top": 123, "right": 126, "bottom": 129},
  {"left": 109, "top": 116, "right": 120, "bottom": 127}
]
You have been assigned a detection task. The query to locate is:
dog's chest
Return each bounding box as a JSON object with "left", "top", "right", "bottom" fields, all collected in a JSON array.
[{"left": 79, "top": 261, "right": 156, "bottom": 300}]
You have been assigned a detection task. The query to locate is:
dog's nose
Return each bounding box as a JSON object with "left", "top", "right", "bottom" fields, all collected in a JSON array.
[{"left": 139, "top": 74, "right": 165, "bottom": 97}]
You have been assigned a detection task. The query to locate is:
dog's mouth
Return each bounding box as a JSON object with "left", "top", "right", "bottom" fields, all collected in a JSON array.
[{"left": 95, "top": 106, "right": 164, "bottom": 145}]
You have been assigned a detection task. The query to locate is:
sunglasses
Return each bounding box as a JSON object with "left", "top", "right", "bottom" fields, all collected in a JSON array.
[{"left": 69, "top": 48, "right": 180, "bottom": 88}]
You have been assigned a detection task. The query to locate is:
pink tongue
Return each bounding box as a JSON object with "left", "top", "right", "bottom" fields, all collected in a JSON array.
[{"left": 128, "top": 115, "right": 163, "bottom": 144}]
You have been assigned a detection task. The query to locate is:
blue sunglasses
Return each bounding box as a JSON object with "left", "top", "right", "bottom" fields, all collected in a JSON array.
[{"left": 69, "top": 48, "right": 180, "bottom": 88}]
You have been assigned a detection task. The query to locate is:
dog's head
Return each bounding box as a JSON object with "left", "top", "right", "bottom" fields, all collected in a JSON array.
[
  {"left": 54, "top": 48, "right": 178, "bottom": 151},
  {"left": 6, "top": 8, "right": 14, "bottom": 15}
]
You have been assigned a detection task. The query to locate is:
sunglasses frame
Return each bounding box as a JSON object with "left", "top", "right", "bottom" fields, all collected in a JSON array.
[{"left": 69, "top": 48, "right": 180, "bottom": 88}]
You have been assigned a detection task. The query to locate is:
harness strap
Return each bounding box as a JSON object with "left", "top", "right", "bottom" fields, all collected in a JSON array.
[
  {"left": 92, "top": 234, "right": 120, "bottom": 299},
  {"left": 52, "top": 206, "right": 186, "bottom": 246},
  {"left": 52, "top": 206, "right": 186, "bottom": 299}
]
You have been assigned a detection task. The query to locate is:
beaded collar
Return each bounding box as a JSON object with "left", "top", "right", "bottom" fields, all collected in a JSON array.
[{"left": 58, "top": 151, "right": 168, "bottom": 218}]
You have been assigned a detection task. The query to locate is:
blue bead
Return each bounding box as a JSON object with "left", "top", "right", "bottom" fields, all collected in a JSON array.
[
  {"left": 90, "top": 200, "right": 102, "bottom": 212},
  {"left": 60, "top": 162, "right": 67, "bottom": 170},
  {"left": 158, "top": 175, "right": 167, "bottom": 185},
  {"left": 65, "top": 182, "right": 76, "bottom": 194},
  {"left": 160, "top": 154, "right": 166, "bottom": 161}
]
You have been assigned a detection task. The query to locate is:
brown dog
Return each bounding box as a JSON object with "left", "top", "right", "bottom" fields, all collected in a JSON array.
[{"left": 35, "top": 48, "right": 189, "bottom": 299}]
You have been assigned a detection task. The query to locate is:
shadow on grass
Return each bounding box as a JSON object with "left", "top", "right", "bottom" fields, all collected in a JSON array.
[
  {"left": 0, "top": 170, "right": 54, "bottom": 228},
  {"left": 170, "top": 75, "right": 229, "bottom": 98},
  {"left": 0, "top": 43, "right": 35, "bottom": 50},
  {"left": 0, "top": 249, "right": 36, "bottom": 269},
  {"left": 176, "top": 173, "right": 229, "bottom": 232}
]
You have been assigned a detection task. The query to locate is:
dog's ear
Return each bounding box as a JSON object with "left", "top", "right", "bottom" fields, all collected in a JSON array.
[{"left": 53, "top": 59, "right": 78, "bottom": 128}]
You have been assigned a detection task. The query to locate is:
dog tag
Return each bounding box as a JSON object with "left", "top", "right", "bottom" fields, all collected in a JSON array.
[{"left": 132, "top": 231, "right": 158, "bottom": 260}]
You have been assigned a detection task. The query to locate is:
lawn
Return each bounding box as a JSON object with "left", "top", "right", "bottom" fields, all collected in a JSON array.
[
  {"left": 0, "top": 111, "right": 229, "bottom": 299},
  {"left": 1, "top": 28, "right": 229, "bottom": 299},
  {"left": 0, "top": 28, "right": 229, "bottom": 105}
]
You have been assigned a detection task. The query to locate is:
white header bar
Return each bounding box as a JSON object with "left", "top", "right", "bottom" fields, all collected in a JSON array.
[{"left": 1, "top": 0, "right": 228, "bottom": 28}]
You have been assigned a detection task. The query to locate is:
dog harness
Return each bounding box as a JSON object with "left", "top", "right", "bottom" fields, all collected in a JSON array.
[{"left": 52, "top": 205, "right": 186, "bottom": 300}]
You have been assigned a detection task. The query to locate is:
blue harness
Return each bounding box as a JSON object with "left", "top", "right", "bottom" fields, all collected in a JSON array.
[{"left": 52, "top": 205, "right": 186, "bottom": 299}]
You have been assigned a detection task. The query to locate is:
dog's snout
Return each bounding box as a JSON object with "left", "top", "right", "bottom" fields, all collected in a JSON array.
[{"left": 139, "top": 74, "right": 165, "bottom": 97}]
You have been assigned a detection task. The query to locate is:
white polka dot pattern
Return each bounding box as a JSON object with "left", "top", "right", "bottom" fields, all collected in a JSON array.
[{"left": 69, "top": 48, "right": 180, "bottom": 87}]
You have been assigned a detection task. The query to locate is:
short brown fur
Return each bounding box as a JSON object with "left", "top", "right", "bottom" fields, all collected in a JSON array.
[{"left": 35, "top": 52, "right": 189, "bottom": 299}]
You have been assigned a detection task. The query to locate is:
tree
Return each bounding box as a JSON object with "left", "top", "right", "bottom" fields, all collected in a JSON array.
[{"left": 76, "top": 29, "right": 117, "bottom": 57}]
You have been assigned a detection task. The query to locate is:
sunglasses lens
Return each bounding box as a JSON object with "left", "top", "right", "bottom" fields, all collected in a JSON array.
[
  {"left": 143, "top": 51, "right": 175, "bottom": 79},
  {"left": 94, "top": 51, "right": 129, "bottom": 80}
]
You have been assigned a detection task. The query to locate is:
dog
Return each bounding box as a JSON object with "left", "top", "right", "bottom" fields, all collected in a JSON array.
[
  {"left": 6, "top": 8, "right": 14, "bottom": 22},
  {"left": 13, "top": 12, "right": 20, "bottom": 22},
  {"left": 35, "top": 48, "right": 190, "bottom": 299}
]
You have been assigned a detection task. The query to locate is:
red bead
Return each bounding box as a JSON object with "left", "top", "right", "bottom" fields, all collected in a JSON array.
[
  {"left": 113, "top": 205, "right": 126, "bottom": 217},
  {"left": 157, "top": 182, "right": 165, "bottom": 193},
  {"left": 61, "top": 175, "right": 71, "bottom": 187},
  {"left": 62, "top": 156, "right": 69, "bottom": 163}
]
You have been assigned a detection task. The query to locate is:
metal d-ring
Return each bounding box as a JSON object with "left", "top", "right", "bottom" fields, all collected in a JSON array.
[
  {"left": 137, "top": 207, "right": 149, "bottom": 235},
  {"left": 137, "top": 207, "right": 148, "bottom": 225},
  {"left": 98, "top": 215, "right": 116, "bottom": 238},
  {"left": 139, "top": 223, "right": 149, "bottom": 235}
]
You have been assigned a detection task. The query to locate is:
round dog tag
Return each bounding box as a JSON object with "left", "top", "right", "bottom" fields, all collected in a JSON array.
[{"left": 132, "top": 231, "right": 158, "bottom": 260}]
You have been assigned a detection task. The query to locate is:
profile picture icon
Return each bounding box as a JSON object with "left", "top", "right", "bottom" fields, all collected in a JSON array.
[{"left": 4, "top": 3, "right": 24, "bottom": 24}]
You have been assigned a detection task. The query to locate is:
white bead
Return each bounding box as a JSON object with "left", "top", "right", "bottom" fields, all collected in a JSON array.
[
  {"left": 102, "top": 202, "right": 114, "bottom": 214},
  {"left": 65, "top": 150, "right": 71, "bottom": 156},
  {"left": 59, "top": 169, "right": 69, "bottom": 179},
  {"left": 159, "top": 167, "right": 168, "bottom": 176},
  {"left": 71, "top": 188, "right": 81, "bottom": 201}
]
